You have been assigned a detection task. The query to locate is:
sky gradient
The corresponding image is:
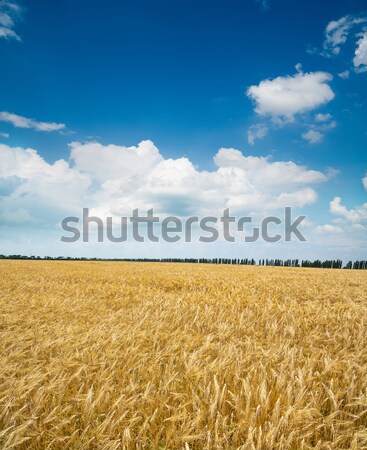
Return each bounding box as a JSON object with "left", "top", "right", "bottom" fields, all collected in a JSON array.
[{"left": 0, "top": 0, "right": 366, "bottom": 260}]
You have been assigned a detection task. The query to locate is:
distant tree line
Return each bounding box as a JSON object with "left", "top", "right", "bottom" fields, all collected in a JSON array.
[{"left": 0, "top": 254, "right": 366, "bottom": 269}]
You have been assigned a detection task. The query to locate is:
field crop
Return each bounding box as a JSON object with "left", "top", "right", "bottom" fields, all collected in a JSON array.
[{"left": 0, "top": 260, "right": 367, "bottom": 449}]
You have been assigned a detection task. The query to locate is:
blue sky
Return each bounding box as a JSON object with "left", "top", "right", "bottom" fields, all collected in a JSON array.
[{"left": 0, "top": 0, "right": 366, "bottom": 260}]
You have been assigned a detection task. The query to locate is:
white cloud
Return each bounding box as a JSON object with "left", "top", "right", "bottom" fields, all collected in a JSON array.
[
  {"left": 0, "top": 11, "right": 12, "bottom": 26},
  {"left": 2, "top": 140, "right": 366, "bottom": 260},
  {"left": 324, "top": 16, "right": 350, "bottom": 55},
  {"left": 0, "top": 144, "right": 90, "bottom": 214},
  {"left": 82, "top": 144, "right": 328, "bottom": 217},
  {"left": 302, "top": 129, "right": 323, "bottom": 144},
  {"left": 320, "top": 14, "right": 367, "bottom": 74},
  {"left": 354, "top": 32, "right": 367, "bottom": 73},
  {"left": 302, "top": 113, "right": 336, "bottom": 144},
  {"left": 0, "top": 0, "right": 22, "bottom": 41},
  {"left": 247, "top": 70, "right": 334, "bottom": 122},
  {"left": 0, "top": 141, "right": 330, "bottom": 229},
  {"left": 315, "top": 113, "right": 332, "bottom": 122},
  {"left": 316, "top": 224, "right": 342, "bottom": 233},
  {"left": 320, "top": 120, "right": 337, "bottom": 131},
  {"left": 247, "top": 123, "right": 268, "bottom": 145},
  {"left": 314, "top": 113, "right": 336, "bottom": 130},
  {"left": 70, "top": 140, "right": 163, "bottom": 183},
  {"left": 0, "top": 111, "right": 66, "bottom": 132},
  {"left": 330, "top": 196, "right": 367, "bottom": 223},
  {"left": 338, "top": 70, "right": 350, "bottom": 79},
  {"left": 0, "top": 131, "right": 9, "bottom": 138},
  {"left": 276, "top": 188, "right": 318, "bottom": 208},
  {"left": 323, "top": 15, "right": 367, "bottom": 56},
  {"left": 212, "top": 148, "right": 327, "bottom": 187},
  {"left": 363, "top": 173, "right": 367, "bottom": 190},
  {"left": 309, "top": 194, "right": 367, "bottom": 250}
]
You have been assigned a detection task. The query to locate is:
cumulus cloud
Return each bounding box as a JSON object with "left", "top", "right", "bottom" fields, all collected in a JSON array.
[
  {"left": 0, "top": 144, "right": 90, "bottom": 217},
  {"left": 0, "top": 0, "right": 22, "bottom": 41},
  {"left": 247, "top": 70, "right": 334, "bottom": 122},
  {"left": 319, "top": 13, "right": 367, "bottom": 74},
  {"left": 247, "top": 123, "right": 268, "bottom": 145},
  {"left": 212, "top": 148, "right": 327, "bottom": 186},
  {"left": 330, "top": 196, "right": 367, "bottom": 224},
  {"left": 316, "top": 224, "right": 342, "bottom": 233},
  {"left": 302, "top": 129, "right": 323, "bottom": 144},
  {"left": 323, "top": 14, "right": 367, "bottom": 56},
  {"left": 0, "top": 131, "right": 9, "bottom": 138},
  {"left": 0, "top": 111, "right": 66, "bottom": 132},
  {"left": 309, "top": 195, "right": 367, "bottom": 246},
  {"left": 70, "top": 140, "right": 163, "bottom": 183},
  {"left": 0, "top": 140, "right": 330, "bottom": 227},
  {"left": 302, "top": 113, "right": 336, "bottom": 144},
  {"left": 0, "top": 175, "right": 22, "bottom": 195},
  {"left": 354, "top": 32, "right": 367, "bottom": 72}
]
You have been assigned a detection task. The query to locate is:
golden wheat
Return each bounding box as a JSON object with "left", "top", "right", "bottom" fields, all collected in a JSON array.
[{"left": 0, "top": 260, "right": 367, "bottom": 449}]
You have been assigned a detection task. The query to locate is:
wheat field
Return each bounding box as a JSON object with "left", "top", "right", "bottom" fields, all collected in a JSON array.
[{"left": 0, "top": 260, "right": 367, "bottom": 450}]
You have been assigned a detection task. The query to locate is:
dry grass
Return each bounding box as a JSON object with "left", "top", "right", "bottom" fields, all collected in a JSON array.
[{"left": 0, "top": 260, "right": 367, "bottom": 450}]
